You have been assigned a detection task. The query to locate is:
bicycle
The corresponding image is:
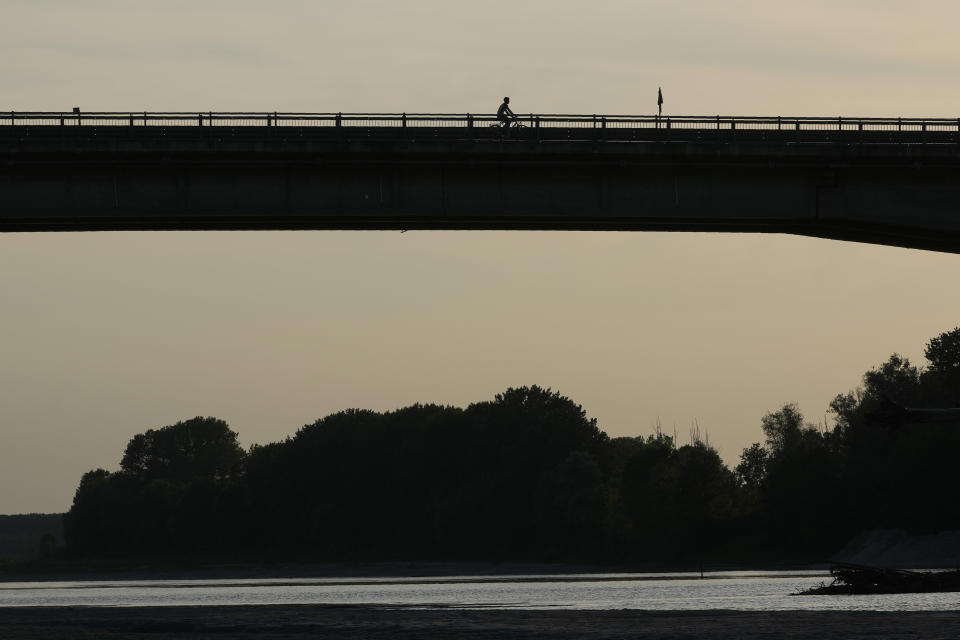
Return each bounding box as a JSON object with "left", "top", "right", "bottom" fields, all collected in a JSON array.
[{"left": 490, "top": 117, "right": 525, "bottom": 136}]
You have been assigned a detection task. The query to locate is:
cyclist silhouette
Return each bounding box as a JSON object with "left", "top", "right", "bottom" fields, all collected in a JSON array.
[{"left": 497, "top": 97, "right": 517, "bottom": 128}]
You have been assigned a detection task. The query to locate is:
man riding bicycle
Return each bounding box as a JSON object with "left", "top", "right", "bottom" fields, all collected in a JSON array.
[{"left": 497, "top": 96, "right": 517, "bottom": 128}]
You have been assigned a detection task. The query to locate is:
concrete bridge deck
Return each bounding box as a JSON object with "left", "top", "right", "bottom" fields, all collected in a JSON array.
[{"left": 2, "top": 112, "right": 960, "bottom": 252}]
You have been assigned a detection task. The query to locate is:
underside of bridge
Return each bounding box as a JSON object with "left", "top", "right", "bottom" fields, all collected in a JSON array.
[{"left": 2, "top": 122, "right": 960, "bottom": 253}]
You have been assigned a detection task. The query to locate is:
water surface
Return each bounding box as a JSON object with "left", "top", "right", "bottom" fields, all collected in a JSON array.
[{"left": 3, "top": 571, "right": 960, "bottom": 611}]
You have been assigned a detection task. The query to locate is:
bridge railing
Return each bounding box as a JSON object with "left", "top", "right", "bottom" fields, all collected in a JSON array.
[{"left": 5, "top": 111, "right": 960, "bottom": 134}]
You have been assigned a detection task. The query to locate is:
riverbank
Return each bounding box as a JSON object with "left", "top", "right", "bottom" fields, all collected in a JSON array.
[
  {"left": 2, "top": 606, "right": 958, "bottom": 639},
  {"left": 0, "top": 559, "right": 825, "bottom": 584}
]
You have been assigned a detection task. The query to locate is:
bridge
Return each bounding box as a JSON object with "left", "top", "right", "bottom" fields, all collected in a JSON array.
[{"left": 3, "top": 111, "right": 960, "bottom": 252}]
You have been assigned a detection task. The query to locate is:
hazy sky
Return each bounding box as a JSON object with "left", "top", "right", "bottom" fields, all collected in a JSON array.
[{"left": 3, "top": 1, "right": 960, "bottom": 514}]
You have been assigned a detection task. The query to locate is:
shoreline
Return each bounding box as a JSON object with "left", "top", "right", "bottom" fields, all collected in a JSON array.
[
  {"left": 1, "top": 606, "right": 958, "bottom": 639},
  {"left": 0, "top": 559, "right": 827, "bottom": 584}
]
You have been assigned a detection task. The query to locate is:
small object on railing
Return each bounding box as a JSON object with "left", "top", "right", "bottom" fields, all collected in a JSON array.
[
  {"left": 402, "top": 113, "right": 407, "bottom": 128},
  {"left": 716, "top": 115, "right": 720, "bottom": 130},
  {"left": 838, "top": 116, "right": 842, "bottom": 131},
  {"left": 466, "top": 113, "right": 472, "bottom": 128},
  {"left": 592, "top": 114, "right": 597, "bottom": 128},
  {"left": 336, "top": 112, "right": 342, "bottom": 128},
  {"left": 144, "top": 111, "right": 148, "bottom": 126}
]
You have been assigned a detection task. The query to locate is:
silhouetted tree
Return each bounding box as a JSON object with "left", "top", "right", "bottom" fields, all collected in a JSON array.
[
  {"left": 120, "top": 417, "right": 244, "bottom": 483},
  {"left": 922, "top": 327, "right": 960, "bottom": 406}
]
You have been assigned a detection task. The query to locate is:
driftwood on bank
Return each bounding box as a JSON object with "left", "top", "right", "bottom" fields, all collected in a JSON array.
[{"left": 799, "top": 563, "right": 960, "bottom": 595}]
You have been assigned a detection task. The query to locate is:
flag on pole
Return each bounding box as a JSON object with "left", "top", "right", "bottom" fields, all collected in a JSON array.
[{"left": 657, "top": 87, "right": 663, "bottom": 115}]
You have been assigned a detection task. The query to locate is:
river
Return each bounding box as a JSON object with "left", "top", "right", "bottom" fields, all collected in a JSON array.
[{"left": 2, "top": 571, "right": 960, "bottom": 611}]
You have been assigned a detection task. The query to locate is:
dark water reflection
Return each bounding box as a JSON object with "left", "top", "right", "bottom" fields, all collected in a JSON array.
[{"left": 2, "top": 571, "right": 960, "bottom": 611}]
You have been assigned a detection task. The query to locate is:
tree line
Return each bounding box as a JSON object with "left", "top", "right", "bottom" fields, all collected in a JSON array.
[{"left": 64, "top": 328, "right": 960, "bottom": 565}]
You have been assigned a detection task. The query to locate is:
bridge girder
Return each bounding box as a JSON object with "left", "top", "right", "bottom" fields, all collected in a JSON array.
[{"left": 2, "top": 125, "right": 960, "bottom": 253}]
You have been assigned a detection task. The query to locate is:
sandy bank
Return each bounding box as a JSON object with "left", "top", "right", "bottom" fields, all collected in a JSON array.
[{"left": 2, "top": 606, "right": 960, "bottom": 639}]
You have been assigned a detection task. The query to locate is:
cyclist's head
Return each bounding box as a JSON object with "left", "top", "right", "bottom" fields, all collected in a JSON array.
[{"left": 503, "top": 97, "right": 510, "bottom": 103}]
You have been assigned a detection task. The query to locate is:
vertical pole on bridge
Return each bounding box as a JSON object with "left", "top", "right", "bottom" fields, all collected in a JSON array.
[
  {"left": 336, "top": 112, "right": 342, "bottom": 128},
  {"left": 9, "top": 111, "right": 13, "bottom": 127},
  {"left": 402, "top": 113, "right": 407, "bottom": 128},
  {"left": 466, "top": 113, "right": 472, "bottom": 129}
]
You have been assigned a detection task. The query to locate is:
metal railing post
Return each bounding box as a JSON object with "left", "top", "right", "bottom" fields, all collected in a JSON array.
[
  {"left": 466, "top": 113, "right": 472, "bottom": 129},
  {"left": 199, "top": 113, "right": 203, "bottom": 127},
  {"left": 402, "top": 113, "right": 407, "bottom": 128},
  {"left": 129, "top": 114, "right": 134, "bottom": 127},
  {"left": 10, "top": 111, "right": 13, "bottom": 126},
  {"left": 336, "top": 112, "right": 342, "bottom": 128}
]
